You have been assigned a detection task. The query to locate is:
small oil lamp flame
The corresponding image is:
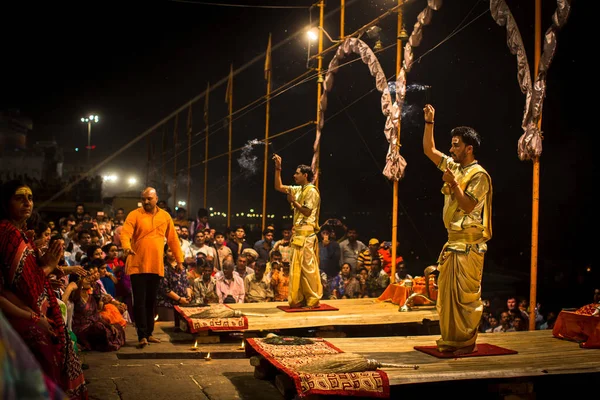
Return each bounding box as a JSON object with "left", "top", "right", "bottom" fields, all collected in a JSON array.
[
  {"left": 238, "top": 340, "right": 245, "bottom": 350},
  {"left": 190, "top": 340, "right": 199, "bottom": 351},
  {"left": 204, "top": 352, "right": 211, "bottom": 361},
  {"left": 154, "top": 315, "right": 159, "bottom": 321}
]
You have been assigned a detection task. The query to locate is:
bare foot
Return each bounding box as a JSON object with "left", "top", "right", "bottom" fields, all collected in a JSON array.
[
  {"left": 452, "top": 344, "right": 477, "bottom": 356},
  {"left": 147, "top": 336, "right": 161, "bottom": 343},
  {"left": 303, "top": 303, "right": 320, "bottom": 309},
  {"left": 137, "top": 338, "right": 148, "bottom": 349}
]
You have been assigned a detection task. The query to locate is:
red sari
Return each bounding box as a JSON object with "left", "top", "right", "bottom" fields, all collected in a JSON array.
[{"left": 0, "top": 220, "right": 87, "bottom": 399}]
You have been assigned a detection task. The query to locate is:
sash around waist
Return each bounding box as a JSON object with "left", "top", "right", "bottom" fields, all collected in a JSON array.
[
  {"left": 294, "top": 225, "right": 315, "bottom": 236},
  {"left": 447, "top": 231, "right": 484, "bottom": 243}
]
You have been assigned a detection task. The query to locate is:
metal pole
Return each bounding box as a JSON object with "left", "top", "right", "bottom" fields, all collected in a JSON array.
[
  {"left": 172, "top": 113, "right": 179, "bottom": 212},
  {"left": 87, "top": 121, "right": 91, "bottom": 163},
  {"left": 390, "top": 2, "right": 405, "bottom": 284},
  {"left": 227, "top": 64, "right": 233, "bottom": 227},
  {"left": 146, "top": 135, "right": 150, "bottom": 187},
  {"left": 529, "top": 0, "right": 542, "bottom": 331},
  {"left": 262, "top": 34, "right": 272, "bottom": 232},
  {"left": 340, "top": 0, "right": 345, "bottom": 40},
  {"left": 314, "top": 0, "right": 325, "bottom": 188},
  {"left": 203, "top": 82, "right": 210, "bottom": 209},
  {"left": 187, "top": 103, "right": 193, "bottom": 215},
  {"left": 161, "top": 125, "right": 166, "bottom": 197}
]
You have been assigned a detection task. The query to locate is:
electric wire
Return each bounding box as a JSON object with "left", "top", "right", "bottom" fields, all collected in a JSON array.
[{"left": 168, "top": 0, "right": 311, "bottom": 9}]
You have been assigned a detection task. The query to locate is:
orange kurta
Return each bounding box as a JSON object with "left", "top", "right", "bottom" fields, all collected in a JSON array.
[{"left": 120, "top": 207, "right": 184, "bottom": 277}]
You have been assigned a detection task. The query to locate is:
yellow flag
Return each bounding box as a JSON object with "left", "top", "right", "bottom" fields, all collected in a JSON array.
[
  {"left": 264, "top": 33, "right": 272, "bottom": 80},
  {"left": 225, "top": 64, "right": 233, "bottom": 104}
]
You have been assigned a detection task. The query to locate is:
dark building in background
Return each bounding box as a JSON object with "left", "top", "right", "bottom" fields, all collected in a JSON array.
[{"left": 0, "top": 109, "right": 31, "bottom": 151}]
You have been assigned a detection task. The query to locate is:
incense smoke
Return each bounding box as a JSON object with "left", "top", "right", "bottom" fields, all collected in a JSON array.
[
  {"left": 386, "top": 82, "right": 433, "bottom": 129},
  {"left": 406, "top": 83, "right": 431, "bottom": 92},
  {"left": 387, "top": 82, "right": 431, "bottom": 98},
  {"left": 237, "top": 139, "right": 273, "bottom": 175}
]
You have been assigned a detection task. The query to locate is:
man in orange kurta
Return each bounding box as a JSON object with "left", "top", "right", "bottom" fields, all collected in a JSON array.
[{"left": 121, "top": 187, "right": 184, "bottom": 347}]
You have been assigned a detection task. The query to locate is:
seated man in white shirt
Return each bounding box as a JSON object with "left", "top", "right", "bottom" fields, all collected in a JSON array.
[{"left": 185, "top": 230, "right": 216, "bottom": 267}]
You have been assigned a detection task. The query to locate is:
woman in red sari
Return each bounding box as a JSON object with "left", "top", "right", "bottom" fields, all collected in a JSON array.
[{"left": 0, "top": 180, "right": 87, "bottom": 399}]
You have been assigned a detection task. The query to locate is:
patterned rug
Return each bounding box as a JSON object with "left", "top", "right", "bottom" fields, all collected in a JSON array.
[
  {"left": 276, "top": 303, "right": 339, "bottom": 313},
  {"left": 175, "top": 305, "right": 248, "bottom": 333},
  {"left": 414, "top": 343, "right": 518, "bottom": 358},
  {"left": 246, "top": 337, "right": 390, "bottom": 398}
]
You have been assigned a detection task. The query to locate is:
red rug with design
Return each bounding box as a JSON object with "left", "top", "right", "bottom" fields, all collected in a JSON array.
[
  {"left": 276, "top": 303, "right": 339, "bottom": 313},
  {"left": 414, "top": 343, "right": 518, "bottom": 358},
  {"left": 175, "top": 305, "right": 248, "bottom": 333},
  {"left": 246, "top": 337, "right": 389, "bottom": 398}
]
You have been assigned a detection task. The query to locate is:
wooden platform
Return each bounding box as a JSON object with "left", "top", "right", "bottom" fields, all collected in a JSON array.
[
  {"left": 247, "top": 330, "right": 600, "bottom": 398},
  {"left": 325, "top": 330, "right": 600, "bottom": 386},
  {"left": 227, "top": 298, "right": 438, "bottom": 332}
]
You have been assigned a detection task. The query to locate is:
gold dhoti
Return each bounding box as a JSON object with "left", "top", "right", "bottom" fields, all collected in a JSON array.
[
  {"left": 288, "top": 227, "right": 323, "bottom": 307},
  {"left": 435, "top": 241, "right": 485, "bottom": 352}
]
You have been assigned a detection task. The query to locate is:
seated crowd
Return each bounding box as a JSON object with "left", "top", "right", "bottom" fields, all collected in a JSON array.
[{"left": 1, "top": 180, "right": 596, "bottom": 399}]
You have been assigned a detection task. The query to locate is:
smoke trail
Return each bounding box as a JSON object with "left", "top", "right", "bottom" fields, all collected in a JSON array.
[
  {"left": 384, "top": 82, "right": 433, "bottom": 128},
  {"left": 237, "top": 138, "right": 273, "bottom": 175},
  {"left": 406, "top": 83, "right": 431, "bottom": 92}
]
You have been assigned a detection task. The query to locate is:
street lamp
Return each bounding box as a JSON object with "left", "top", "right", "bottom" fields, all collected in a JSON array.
[
  {"left": 80, "top": 114, "right": 99, "bottom": 163},
  {"left": 306, "top": 26, "right": 339, "bottom": 44}
]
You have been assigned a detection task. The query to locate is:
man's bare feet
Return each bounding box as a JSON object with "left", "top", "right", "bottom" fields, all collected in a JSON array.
[
  {"left": 303, "top": 303, "right": 320, "bottom": 309},
  {"left": 147, "top": 336, "right": 161, "bottom": 343},
  {"left": 137, "top": 338, "right": 148, "bottom": 349},
  {"left": 452, "top": 344, "right": 477, "bottom": 356}
]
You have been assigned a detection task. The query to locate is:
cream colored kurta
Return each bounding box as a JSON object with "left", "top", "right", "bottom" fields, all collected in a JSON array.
[
  {"left": 287, "top": 184, "right": 323, "bottom": 307},
  {"left": 120, "top": 207, "right": 184, "bottom": 277},
  {"left": 435, "top": 155, "right": 492, "bottom": 352}
]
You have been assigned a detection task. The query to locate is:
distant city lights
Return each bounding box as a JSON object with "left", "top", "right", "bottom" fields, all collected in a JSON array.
[
  {"left": 103, "top": 175, "right": 118, "bottom": 182},
  {"left": 207, "top": 210, "right": 275, "bottom": 219}
]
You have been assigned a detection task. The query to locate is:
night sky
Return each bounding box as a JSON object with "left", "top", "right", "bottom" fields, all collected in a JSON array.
[{"left": 2, "top": 0, "right": 592, "bottom": 302}]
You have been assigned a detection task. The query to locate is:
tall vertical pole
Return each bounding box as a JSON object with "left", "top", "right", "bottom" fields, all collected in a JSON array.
[
  {"left": 227, "top": 64, "right": 234, "bottom": 227},
  {"left": 161, "top": 125, "right": 166, "bottom": 198},
  {"left": 203, "top": 83, "right": 210, "bottom": 209},
  {"left": 262, "top": 34, "right": 272, "bottom": 232},
  {"left": 146, "top": 135, "right": 151, "bottom": 186},
  {"left": 186, "top": 103, "right": 193, "bottom": 215},
  {"left": 172, "top": 113, "right": 179, "bottom": 212},
  {"left": 340, "top": 0, "right": 345, "bottom": 40},
  {"left": 529, "top": 0, "right": 542, "bottom": 331},
  {"left": 390, "top": 2, "right": 406, "bottom": 284},
  {"left": 87, "top": 122, "right": 91, "bottom": 163},
  {"left": 314, "top": 0, "right": 325, "bottom": 188}
]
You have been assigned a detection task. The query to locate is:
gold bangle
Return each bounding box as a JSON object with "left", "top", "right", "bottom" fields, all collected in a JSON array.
[
  {"left": 425, "top": 120, "right": 434, "bottom": 124},
  {"left": 30, "top": 312, "right": 40, "bottom": 323}
]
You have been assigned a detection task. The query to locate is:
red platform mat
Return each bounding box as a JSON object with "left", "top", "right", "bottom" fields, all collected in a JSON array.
[
  {"left": 414, "top": 343, "right": 518, "bottom": 358},
  {"left": 277, "top": 303, "right": 339, "bottom": 313}
]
